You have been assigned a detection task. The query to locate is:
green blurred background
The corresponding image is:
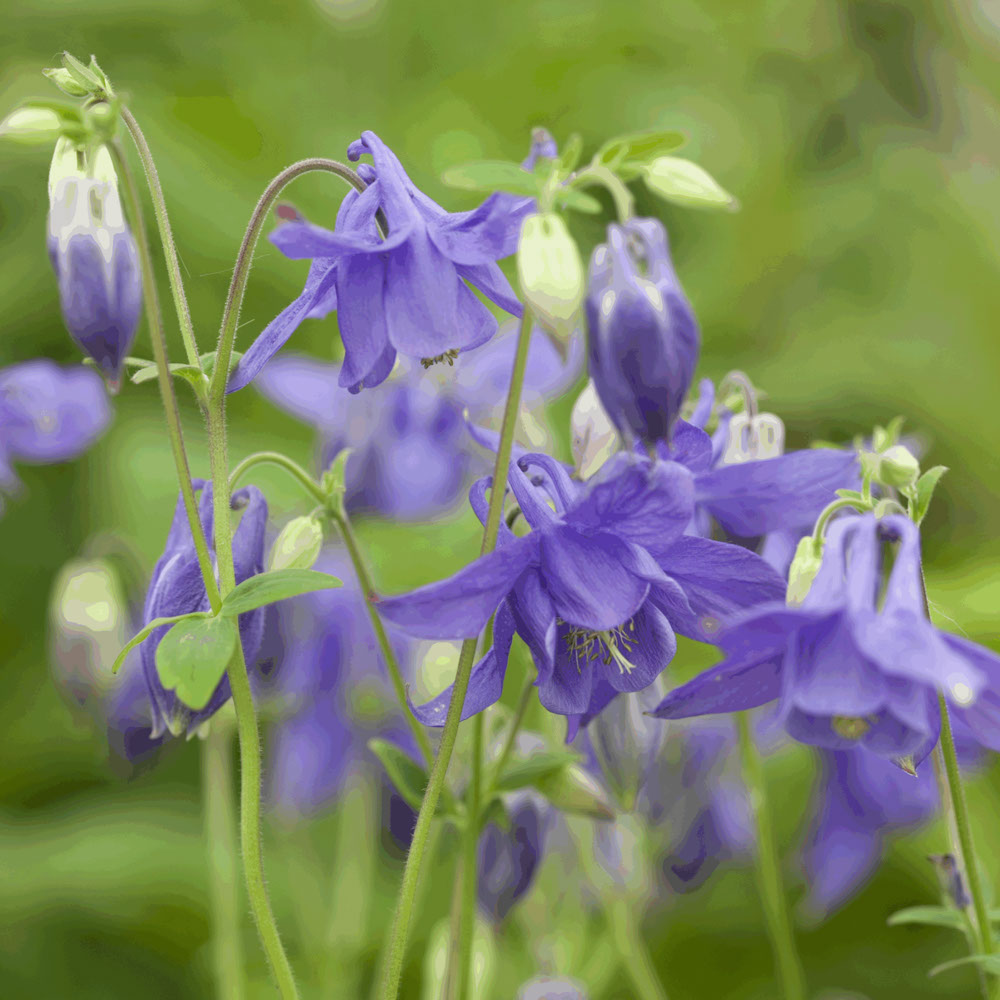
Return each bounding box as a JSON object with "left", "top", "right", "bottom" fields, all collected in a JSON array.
[{"left": 3, "top": 1, "right": 1000, "bottom": 997}]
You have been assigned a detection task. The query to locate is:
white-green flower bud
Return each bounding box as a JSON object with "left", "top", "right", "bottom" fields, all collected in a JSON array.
[
  {"left": 267, "top": 515, "right": 324, "bottom": 572},
  {"left": 570, "top": 380, "right": 620, "bottom": 480},
  {"left": 786, "top": 535, "right": 823, "bottom": 607},
  {"left": 0, "top": 107, "right": 62, "bottom": 145},
  {"left": 516, "top": 212, "right": 584, "bottom": 330},
  {"left": 721, "top": 411, "right": 785, "bottom": 465},
  {"left": 876, "top": 444, "right": 920, "bottom": 489},
  {"left": 643, "top": 156, "right": 738, "bottom": 211}
]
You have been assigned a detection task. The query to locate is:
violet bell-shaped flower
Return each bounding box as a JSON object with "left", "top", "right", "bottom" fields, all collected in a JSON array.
[
  {"left": 47, "top": 139, "right": 142, "bottom": 387},
  {"left": 0, "top": 359, "right": 111, "bottom": 509},
  {"left": 653, "top": 513, "right": 1000, "bottom": 764},
  {"left": 228, "top": 131, "right": 531, "bottom": 394},
  {"left": 377, "top": 450, "right": 784, "bottom": 729},
  {"left": 585, "top": 217, "right": 699, "bottom": 445},
  {"left": 141, "top": 481, "right": 269, "bottom": 738}
]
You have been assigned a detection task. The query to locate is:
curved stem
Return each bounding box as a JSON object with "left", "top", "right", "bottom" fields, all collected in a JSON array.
[
  {"left": 119, "top": 107, "right": 201, "bottom": 369},
  {"left": 575, "top": 163, "right": 634, "bottom": 222},
  {"left": 455, "top": 714, "right": 484, "bottom": 999},
  {"left": 332, "top": 510, "right": 435, "bottom": 769},
  {"left": 229, "top": 451, "right": 326, "bottom": 506},
  {"left": 110, "top": 140, "right": 221, "bottom": 613},
  {"left": 378, "top": 306, "right": 535, "bottom": 1000},
  {"left": 202, "top": 722, "right": 246, "bottom": 1000},
  {"left": 608, "top": 896, "right": 669, "bottom": 1000},
  {"left": 735, "top": 712, "right": 806, "bottom": 1000},
  {"left": 811, "top": 497, "right": 871, "bottom": 554},
  {"left": 208, "top": 159, "right": 367, "bottom": 404}
]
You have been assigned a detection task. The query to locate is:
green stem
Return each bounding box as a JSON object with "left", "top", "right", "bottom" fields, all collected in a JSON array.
[
  {"left": 119, "top": 107, "right": 201, "bottom": 369},
  {"left": 332, "top": 510, "right": 435, "bottom": 769},
  {"left": 455, "top": 714, "right": 484, "bottom": 1000},
  {"left": 735, "top": 713, "right": 806, "bottom": 1000},
  {"left": 109, "top": 140, "right": 221, "bottom": 612},
  {"left": 201, "top": 722, "right": 246, "bottom": 1000},
  {"left": 607, "top": 896, "right": 669, "bottom": 1000},
  {"left": 939, "top": 694, "right": 996, "bottom": 959},
  {"left": 229, "top": 451, "right": 326, "bottom": 506},
  {"left": 575, "top": 163, "right": 634, "bottom": 222},
  {"left": 378, "top": 306, "right": 535, "bottom": 1000},
  {"left": 208, "top": 158, "right": 367, "bottom": 404},
  {"left": 488, "top": 675, "right": 535, "bottom": 789},
  {"left": 811, "top": 497, "right": 871, "bottom": 554}
]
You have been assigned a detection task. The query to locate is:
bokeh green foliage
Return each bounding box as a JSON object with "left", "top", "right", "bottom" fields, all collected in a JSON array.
[{"left": 2, "top": 0, "right": 1000, "bottom": 997}]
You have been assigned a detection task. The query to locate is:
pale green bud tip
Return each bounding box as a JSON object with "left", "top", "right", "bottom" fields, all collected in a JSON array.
[
  {"left": 877, "top": 444, "right": 920, "bottom": 489},
  {"left": 570, "top": 380, "right": 620, "bottom": 479},
  {"left": 643, "top": 156, "right": 739, "bottom": 211},
  {"left": 0, "top": 107, "right": 62, "bottom": 144},
  {"left": 786, "top": 535, "right": 823, "bottom": 606},
  {"left": 516, "top": 212, "right": 584, "bottom": 330},
  {"left": 267, "top": 515, "right": 324, "bottom": 572}
]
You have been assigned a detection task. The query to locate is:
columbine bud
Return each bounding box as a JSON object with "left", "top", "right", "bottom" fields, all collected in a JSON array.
[
  {"left": 267, "top": 514, "right": 324, "bottom": 572},
  {"left": 570, "top": 380, "right": 620, "bottom": 479},
  {"left": 588, "top": 680, "right": 666, "bottom": 811},
  {"left": 516, "top": 212, "right": 584, "bottom": 331},
  {"left": 47, "top": 138, "right": 142, "bottom": 388},
  {"left": 786, "top": 535, "right": 823, "bottom": 606},
  {"left": 876, "top": 444, "right": 920, "bottom": 490},
  {"left": 585, "top": 217, "right": 699, "bottom": 445},
  {"left": 642, "top": 156, "right": 738, "bottom": 211},
  {"left": 536, "top": 762, "right": 615, "bottom": 821},
  {"left": 721, "top": 412, "right": 785, "bottom": 464}
]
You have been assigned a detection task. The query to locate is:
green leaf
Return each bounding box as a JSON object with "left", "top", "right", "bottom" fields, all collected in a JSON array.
[
  {"left": 130, "top": 362, "right": 205, "bottom": 386},
  {"left": 913, "top": 465, "right": 948, "bottom": 525},
  {"left": 495, "top": 750, "right": 578, "bottom": 792},
  {"left": 112, "top": 611, "right": 211, "bottom": 674},
  {"left": 835, "top": 489, "right": 865, "bottom": 502},
  {"left": 556, "top": 187, "right": 602, "bottom": 214},
  {"left": 368, "top": 739, "right": 431, "bottom": 812},
  {"left": 61, "top": 51, "right": 103, "bottom": 93},
  {"left": 155, "top": 616, "right": 238, "bottom": 710},
  {"left": 887, "top": 906, "right": 966, "bottom": 931},
  {"left": 928, "top": 954, "right": 1000, "bottom": 978},
  {"left": 596, "top": 129, "right": 686, "bottom": 169},
  {"left": 441, "top": 160, "right": 541, "bottom": 197},
  {"left": 220, "top": 568, "right": 342, "bottom": 617},
  {"left": 643, "top": 156, "right": 738, "bottom": 211},
  {"left": 555, "top": 133, "right": 583, "bottom": 174}
]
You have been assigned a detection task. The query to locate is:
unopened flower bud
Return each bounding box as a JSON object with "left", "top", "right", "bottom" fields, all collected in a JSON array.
[
  {"left": 786, "top": 535, "right": 823, "bottom": 606},
  {"left": 0, "top": 107, "right": 62, "bottom": 144},
  {"left": 536, "top": 762, "right": 615, "bottom": 821},
  {"left": 585, "top": 217, "right": 699, "bottom": 445},
  {"left": 517, "top": 212, "right": 584, "bottom": 331},
  {"left": 267, "top": 515, "right": 324, "bottom": 572},
  {"left": 47, "top": 138, "right": 142, "bottom": 387},
  {"left": 570, "top": 380, "right": 620, "bottom": 480},
  {"left": 643, "top": 156, "right": 738, "bottom": 211},
  {"left": 876, "top": 444, "right": 920, "bottom": 490},
  {"left": 721, "top": 412, "right": 785, "bottom": 464}
]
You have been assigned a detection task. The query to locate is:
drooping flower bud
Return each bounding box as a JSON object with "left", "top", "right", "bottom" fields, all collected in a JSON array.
[
  {"left": 267, "top": 514, "right": 324, "bottom": 572},
  {"left": 517, "top": 212, "right": 585, "bottom": 331},
  {"left": 570, "top": 380, "right": 620, "bottom": 480},
  {"left": 876, "top": 444, "right": 920, "bottom": 490},
  {"left": 47, "top": 138, "right": 142, "bottom": 388},
  {"left": 585, "top": 217, "right": 699, "bottom": 445},
  {"left": 786, "top": 535, "right": 823, "bottom": 606}
]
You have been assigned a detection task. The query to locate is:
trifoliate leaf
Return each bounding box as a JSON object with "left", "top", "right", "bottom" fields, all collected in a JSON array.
[
  {"left": 155, "top": 616, "right": 238, "bottom": 710},
  {"left": 112, "top": 611, "right": 212, "bottom": 674},
  {"left": 596, "top": 129, "right": 686, "bottom": 169},
  {"left": 219, "top": 569, "right": 342, "bottom": 617},
  {"left": 441, "top": 160, "right": 541, "bottom": 197}
]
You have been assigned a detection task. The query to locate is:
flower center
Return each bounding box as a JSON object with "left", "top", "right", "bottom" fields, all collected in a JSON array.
[
  {"left": 420, "top": 348, "right": 459, "bottom": 369},
  {"left": 831, "top": 715, "right": 873, "bottom": 741},
  {"left": 562, "top": 621, "right": 637, "bottom": 674}
]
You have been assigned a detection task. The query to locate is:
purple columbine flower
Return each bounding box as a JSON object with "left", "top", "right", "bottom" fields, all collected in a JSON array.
[
  {"left": 0, "top": 359, "right": 111, "bottom": 509},
  {"left": 585, "top": 217, "right": 699, "bottom": 446},
  {"left": 378, "top": 451, "right": 784, "bottom": 730},
  {"left": 477, "top": 791, "right": 549, "bottom": 922},
  {"left": 254, "top": 324, "right": 580, "bottom": 521},
  {"left": 653, "top": 513, "right": 1000, "bottom": 764},
  {"left": 141, "top": 481, "right": 269, "bottom": 738},
  {"left": 47, "top": 140, "right": 142, "bottom": 388},
  {"left": 228, "top": 131, "right": 531, "bottom": 394}
]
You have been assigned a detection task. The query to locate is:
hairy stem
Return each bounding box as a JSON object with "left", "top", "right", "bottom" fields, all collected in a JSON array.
[
  {"left": 110, "top": 140, "right": 220, "bottom": 611},
  {"left": 228, "top": 451, "right": 326, "bottom": 506},
  {"left": 202, "top": 722, "right": 247, "bottom": 1000},
  {"left": 120, "top": 107, "right": 201, "bottom": 369},
  {"left": 736, "top": 712, "right": 806, "bottom": 1000},
  {"left": 455, "top": 713, "right": 484, "bottom": 999},
  {"left": 378, "top": 306, "right": 535, "bottom": 1000}
]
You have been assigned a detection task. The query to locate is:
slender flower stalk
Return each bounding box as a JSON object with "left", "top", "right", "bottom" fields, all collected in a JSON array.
[
  {"left": 227, "top": 449, "right": 435, "bottom": 768},
  {"left": 202, "top": 722, "right": 247, "bottom": 1000},
  {"left": 378, "top": 306, "right": 536, "bottom": 1000},
  {"left": 108, "top": 141, "right": 220, "bottom": 611},
  {"left": 120, "top": 107, "right": 201, "bottom": 371},
  {"left": 455, "top": 712, "right": 484, "bottom": 999},
  {"left": 607, "top": 896, "right": 669, "bottom": 1000},
  {"left": 735, "top": 712, "right": 806, "bottom": 1000}
]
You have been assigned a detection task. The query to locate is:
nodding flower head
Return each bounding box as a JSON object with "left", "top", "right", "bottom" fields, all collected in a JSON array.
[
  {"left": 47, "top": 139, "right": 142, "bottom": 388},
  {"left": 585, "top": 217, "right": 699, "bottom": 446}
]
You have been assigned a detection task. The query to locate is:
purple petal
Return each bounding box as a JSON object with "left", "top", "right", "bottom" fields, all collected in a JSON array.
[
  {"left": 944, "top": 634, "right": 1000, "bottom": 752},
  {"left": 599, "top": 600, "right": 677, "bottom": 694},
  {"left": 537, "top": 632, "right": 595, "bottom": 715},
  {"left": 456, "top": 261, "right": 523, "bottom": 316},
  {"left": 508, "top": 569, "right": 557, "bottom": 675},
  {"left": 336, "top": 253, "right": 393, "bottom": 391},
  {"left": 427, "top": 191, "right": 532, "bottom": 265},
  {"left": 253, "top": 353, "right": 347, "bottom": 431}
]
